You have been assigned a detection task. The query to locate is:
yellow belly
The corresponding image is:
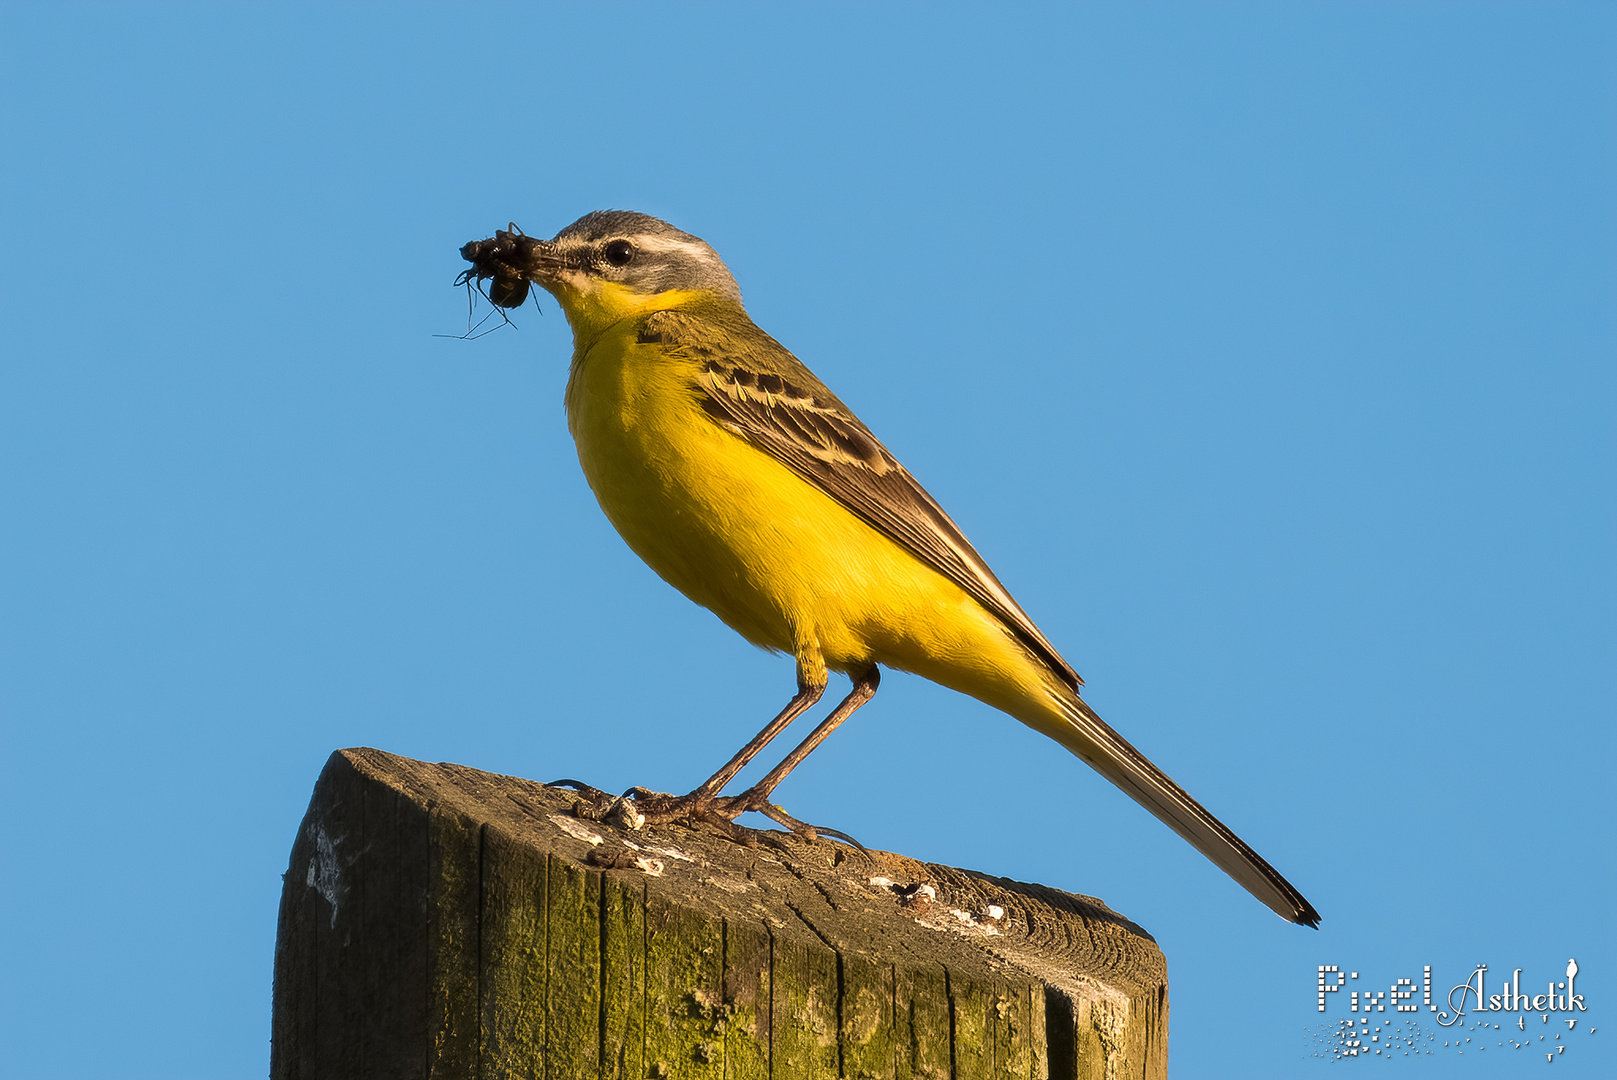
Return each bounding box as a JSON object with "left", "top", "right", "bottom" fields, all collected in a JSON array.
[{"left": 563, "top": 326, "right": 1064, "bottom": 722}]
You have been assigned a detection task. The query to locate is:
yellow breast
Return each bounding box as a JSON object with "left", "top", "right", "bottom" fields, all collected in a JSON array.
[{"left": 561, "top": 317, "right": 1064, "bottom": 724}]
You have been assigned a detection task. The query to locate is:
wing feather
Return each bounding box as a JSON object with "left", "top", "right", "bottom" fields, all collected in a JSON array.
[{"left": 642, "top": 308, "right": 1081, "bottom": 690}]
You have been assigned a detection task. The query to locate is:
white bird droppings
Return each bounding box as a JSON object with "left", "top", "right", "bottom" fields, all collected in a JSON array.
[
  {"left": 645, "top": 844, "right": 695, "bottom": 862},
  {"left": 549, "top": 814, "right": 604, "bottom": 846},
  {"left": 304, "top": 822, "right": 343, "bottom": 928}
]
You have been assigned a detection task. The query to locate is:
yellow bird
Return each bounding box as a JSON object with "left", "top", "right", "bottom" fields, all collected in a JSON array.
[{"left": 459, "top": 211, "right": 1319, "bottom": 925}]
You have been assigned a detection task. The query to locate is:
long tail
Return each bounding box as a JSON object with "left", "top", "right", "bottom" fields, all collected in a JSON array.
[{"left": 1051, "top": 691, "right": 1320, "bottom": 926}]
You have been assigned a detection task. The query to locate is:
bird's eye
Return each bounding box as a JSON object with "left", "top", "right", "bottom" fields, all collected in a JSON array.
[{"left": 603, "top": 239, "right": 634, "bottom": 267}]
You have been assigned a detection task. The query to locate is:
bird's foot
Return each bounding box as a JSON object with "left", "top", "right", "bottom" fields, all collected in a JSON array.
[
  {"left": 549, "top": 781, "right": 733, "bottom": 832},
  {"left": 546, "top": 778, "right": 611, "bottom": 801},
  {"left": 709, "top": 786, "right": 819, "bottom": 840},
  {"left": 621, "top": 787, "right": 742, "bottom": 833},
  {"left": 624, "top": 785, "right": 825, "bottom": 844},
  {"left": 709, "top": 789, "right": 869, "bottom": 853},
  {"left": 552, "top": 780, "right": 864, "bottom": 851},
  {"left": 546, "top": 780, "right": 648, "bottom": 830}
]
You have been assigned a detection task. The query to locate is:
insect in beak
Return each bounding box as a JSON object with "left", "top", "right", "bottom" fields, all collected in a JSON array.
[{"left": 457, "top": 224, "right": 558, "bottom": 309}]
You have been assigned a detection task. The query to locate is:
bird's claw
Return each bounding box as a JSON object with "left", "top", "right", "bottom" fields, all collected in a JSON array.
[
  {"left": 545, "top": 779, "right": 625, "bottom": 822},
  {"left": 547, "top": 779, "right": 862, "bottom": 851},
  {"left": 715, "top": 790, "right": 818, "bottom": 840},
  {"left": 546, "top": 778, "right": 607, "bottom": 796}
]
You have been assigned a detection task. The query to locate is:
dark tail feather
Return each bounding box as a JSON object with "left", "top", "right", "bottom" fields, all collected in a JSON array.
[{"left": 1054, "top": 693, "right": 1320, "bottom": 926}]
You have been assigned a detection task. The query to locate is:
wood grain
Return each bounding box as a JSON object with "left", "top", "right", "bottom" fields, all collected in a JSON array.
[{"left": 270, "top": 748, "right": 1168, "bottom": 1079}]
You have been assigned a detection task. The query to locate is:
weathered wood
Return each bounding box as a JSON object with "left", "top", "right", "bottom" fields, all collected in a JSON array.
[{"left": 270, "top": 748, "right": 1169, "bottom": 1079}]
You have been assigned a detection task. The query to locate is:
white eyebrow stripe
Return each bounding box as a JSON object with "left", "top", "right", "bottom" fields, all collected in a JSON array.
[{"left": 630, "top": 235, "right": 719, "bottom": 259}]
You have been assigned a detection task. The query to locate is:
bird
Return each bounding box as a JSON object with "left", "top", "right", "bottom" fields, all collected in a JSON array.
[{"left": 457, "top": 210, "right": 1320, "bottom": 926}]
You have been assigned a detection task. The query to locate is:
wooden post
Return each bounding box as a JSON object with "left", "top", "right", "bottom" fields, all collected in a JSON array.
[{"left": 271, "top": 748, "right": 1168, "bottom": 1080}]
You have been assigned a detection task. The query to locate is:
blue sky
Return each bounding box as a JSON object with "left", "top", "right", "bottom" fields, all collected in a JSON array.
[{"left": 2, "top": 4, "right": 1612, "bottom": 1077}]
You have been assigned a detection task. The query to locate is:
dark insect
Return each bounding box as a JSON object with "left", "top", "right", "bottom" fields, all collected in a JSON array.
[
  {"left": 443, "top": 224, "right": 548, "bottom": 339},
  {"left": 490, "top": 274, "right": 529, "bottom": 308},
  {"left": 456, "top": 223, "right": 542, "bottom": 309}
]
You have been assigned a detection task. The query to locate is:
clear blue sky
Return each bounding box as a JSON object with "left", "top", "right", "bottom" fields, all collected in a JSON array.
[{"left": 2, "top": 4, "right": 1611, "bottom": 1077}]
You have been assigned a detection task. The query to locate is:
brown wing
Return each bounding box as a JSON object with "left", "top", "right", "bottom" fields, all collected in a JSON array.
[{"left": 640, "top": 308, "right": 1081, "bottom": 691}]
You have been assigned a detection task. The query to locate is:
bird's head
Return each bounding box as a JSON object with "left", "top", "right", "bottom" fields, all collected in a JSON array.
[{"left": 459, "top": 211, "right": 741, "bottom": 339}]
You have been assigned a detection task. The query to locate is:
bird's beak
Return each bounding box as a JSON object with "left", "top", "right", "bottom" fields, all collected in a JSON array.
[{"left": 457, "top": 227, "right": 559, "bottom": 309}]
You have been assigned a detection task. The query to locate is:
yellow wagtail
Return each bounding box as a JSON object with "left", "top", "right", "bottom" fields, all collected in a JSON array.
[{"left": 458, "top": 211, "right": 1319, "bottom": 926}]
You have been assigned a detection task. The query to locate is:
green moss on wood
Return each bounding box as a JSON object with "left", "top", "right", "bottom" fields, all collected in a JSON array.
[{"left": 272, "top": 749, "right": 1170, "bottom": 1080}]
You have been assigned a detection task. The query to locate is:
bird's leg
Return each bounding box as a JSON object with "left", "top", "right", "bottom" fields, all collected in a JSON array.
[
  {"left": 631, "top": 671, "right": 825, "bottom": 825},
  {"left": 719, "top": 665, "right": 880, "bottom": 833},
  {"left": 689, "top": 675, "right": 825, "bottom": 799}
]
